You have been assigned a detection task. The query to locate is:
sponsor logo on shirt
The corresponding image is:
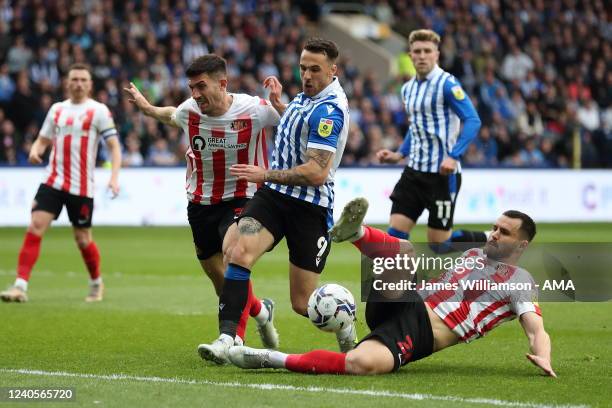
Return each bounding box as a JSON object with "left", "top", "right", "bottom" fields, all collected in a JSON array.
[{"left": 191, "top": 135, "right": 247, "bottom": 151}]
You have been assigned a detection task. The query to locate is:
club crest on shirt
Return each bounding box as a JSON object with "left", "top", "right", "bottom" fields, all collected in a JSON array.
[
  {"left": 451, "top": 85, "right": 465, "bottom": 100},
  {"left": 231, "top": 119, "right": 250, "bottom": 131},
  {"left": 317, "top": 118, "right": 334, "bottom": 137}
]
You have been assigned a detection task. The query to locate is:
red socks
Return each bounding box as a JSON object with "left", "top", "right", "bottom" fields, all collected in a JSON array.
[
  {"left": 16, "top": 232, "right": 42, "bottom": 281},
  {"left": 249, "top": 281, "right": 262, "bottom": 317},
  {"left": 352, "top": 226, "right": 401, "bottom": 258},
  {"left": 236, "top": 280, "right": 263, "bottom": 340},
  {"left": 80, "top": 241, "right": 101, "bottom": 280},
  {"left": 286, "top": 350, "right": 347, "bottom": 374}
]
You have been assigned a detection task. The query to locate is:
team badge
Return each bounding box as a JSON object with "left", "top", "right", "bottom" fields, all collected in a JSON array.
[
  {"left": 317, "top": 118, "right": 334, "bottom": 137},
  {"left": 451, "top": 85, "right": 465, "bottom": 100}
]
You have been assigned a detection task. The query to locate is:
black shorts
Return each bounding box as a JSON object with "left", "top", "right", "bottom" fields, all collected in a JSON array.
[
  {"left": 358, "top": 290, "right": 434, "bottom": 372},
  {"left": 32, "top": 183, "right": 94, "bottom": 228},
  {"left": 238, "top": 186, "right": 332, "bottom": 273},
  {"left": 390, "top": 167, "right": 462, "bottom": 230},
  {"left": 187, "top": 198, "right": 248, "bottom": 260}
]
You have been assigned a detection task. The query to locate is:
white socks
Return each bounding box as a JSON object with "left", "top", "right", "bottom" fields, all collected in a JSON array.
[
  {"left": 90, "top": 277, "right": 102, "bottom": 286},
  {"left": 268, "top": 351, "right": 288, "bottom": 368},
  {"left": 14, "top": 278, "right": 28, "bottom": 291},
  {"left": 253, "top": 301, "right": 269, "bottom": 325}
]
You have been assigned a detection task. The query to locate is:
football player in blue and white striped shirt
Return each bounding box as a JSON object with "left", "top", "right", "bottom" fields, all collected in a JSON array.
[
  {"left": 198, "top": 38, "right": 354, "bottom": 365},
  {"left": 377, "top": 29, "right": 488, "bottom": 253}
]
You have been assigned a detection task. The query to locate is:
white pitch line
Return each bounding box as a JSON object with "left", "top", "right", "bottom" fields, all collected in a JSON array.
[{"left": 0, "top": 368, "right": 588, "bottom": 408}]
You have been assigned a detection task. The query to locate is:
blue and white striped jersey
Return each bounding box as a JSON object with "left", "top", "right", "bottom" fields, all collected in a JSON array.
[
  {"left": 399, "top": 65, "right": 481, "bottom": 173},
  {"left": 266, "top": 77, "right": 349, "bottom": 209}
]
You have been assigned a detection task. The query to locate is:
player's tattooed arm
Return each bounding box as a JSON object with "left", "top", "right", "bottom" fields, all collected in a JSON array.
[
  {"left": 263, "top": 148, "right": 334, "bottom": 187},
  {"left": 238, "top": 217, "right": 264, "bottom": 235}
]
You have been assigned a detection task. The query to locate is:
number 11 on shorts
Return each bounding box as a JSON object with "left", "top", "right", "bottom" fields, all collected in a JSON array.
[{"left": 435, "top": 200, "right": 451, "bottom": 220}]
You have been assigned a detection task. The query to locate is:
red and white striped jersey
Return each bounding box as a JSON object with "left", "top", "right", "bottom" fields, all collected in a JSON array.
[
  {"left": 39, "top": 98, "right": 118, "bottom": 198},
  {"left": 418, "top": 248, "right": 542, "bottom": 343},
  {"left": 172, "top": 93, "right": 280, "bottom": 205}
]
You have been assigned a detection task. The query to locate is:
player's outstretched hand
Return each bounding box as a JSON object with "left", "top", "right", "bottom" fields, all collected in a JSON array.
[
  {"left": 376, "top": 149, "right": 402, "bottom": 164},
  {"left": 230, "top": 164, "right": 266, "bottom": 184},
  {"left": 123, "top": 82, "right": 150, "bottom": 111},
  {"left": 526, "top": 354, "right": 557, "bottom": 378}
]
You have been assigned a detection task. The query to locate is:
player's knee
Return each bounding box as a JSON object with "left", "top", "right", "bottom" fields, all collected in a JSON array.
[
  {"left": 74, "top": 235, "right": 90, "bottom": 249},
  {"left": 228, "top": 243, "right": 255, "bottom": 268},
  {"left": 29, "top": 219, "right": 47, "bottom": 235},
  {"left": 73, "top": 230, "right": 91, "bottom": 249},
  {"left": 345, "top": 351, "right": 380, "bottom": 375}
]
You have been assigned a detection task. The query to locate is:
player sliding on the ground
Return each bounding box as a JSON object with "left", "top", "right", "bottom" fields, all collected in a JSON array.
[
  {"left": 124, "top": 54, "right": 279, "bottom": 352},
  {"left": 228, "top": 198, "right": 556, "bottom": 377}
]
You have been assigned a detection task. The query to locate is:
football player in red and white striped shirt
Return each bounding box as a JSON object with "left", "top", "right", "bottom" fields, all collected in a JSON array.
[
  {"left": 1, "top": 64, "right": 122, "bottom": 304},
  {"left": 229, "top": 199, "right": 557, "bottom": 378},
  {"left": 123, "top": 55, "right": 281, "bottom": 355}
]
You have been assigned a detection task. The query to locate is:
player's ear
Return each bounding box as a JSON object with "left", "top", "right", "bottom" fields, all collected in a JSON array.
[
  {"left": 330, "top": 63, "right": 337, "bottom": 77},
  {"left": 518, "top": 239, "right": 529, "bottom": 251},
  {"left": 219, "top": 77, "right": 228, "bottom": 90}
]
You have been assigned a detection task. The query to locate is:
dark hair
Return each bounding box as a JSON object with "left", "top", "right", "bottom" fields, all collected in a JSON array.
[
  {"left": 68, "top": 63, "right": 92, "bottom": 74},
  {"left": 503, "top": 210, "right": 536, "bottom": 242},
  {"left": 185, "top": 54, "right": 227, "bottom": 78},
  {"left": 304, "top": 38, "right": 339, "bottom": 61}
]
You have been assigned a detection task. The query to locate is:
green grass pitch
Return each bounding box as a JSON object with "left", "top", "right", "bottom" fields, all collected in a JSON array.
[{"left": 0, "top": 224, "right": 611, "bottom": 407}]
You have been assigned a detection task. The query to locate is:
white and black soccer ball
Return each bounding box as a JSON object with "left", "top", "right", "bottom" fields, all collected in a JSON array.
[{"left": 307, "top": 284, "right": 356, "bottom": 332}]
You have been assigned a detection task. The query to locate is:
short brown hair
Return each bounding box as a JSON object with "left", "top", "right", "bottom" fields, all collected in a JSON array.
[
  {"left": 68, "top": 63, "right": 92, "bottom": 74},
  {"left": 408, "top": 29, "right": 441, "bottom": 48},
  {"left": 304, "top": 38, "right": 339, "bottom": 62},
  {"left": 185, "top": 54, "right": 227, "bottom": 78}
]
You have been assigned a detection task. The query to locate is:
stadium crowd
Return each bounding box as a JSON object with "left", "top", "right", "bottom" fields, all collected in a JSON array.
[{"left": 0, "top": 0, "right": 610, "bottom": 168}]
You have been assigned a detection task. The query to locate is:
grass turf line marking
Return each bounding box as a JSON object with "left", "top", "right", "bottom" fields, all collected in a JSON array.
[{"left": 0, "top": 368, "right": 588, "bottom": 408}]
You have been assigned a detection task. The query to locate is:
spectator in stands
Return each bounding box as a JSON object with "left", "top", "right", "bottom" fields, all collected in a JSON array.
[{"left": 0, "top": 0, "right": 608, "bottom": 169}]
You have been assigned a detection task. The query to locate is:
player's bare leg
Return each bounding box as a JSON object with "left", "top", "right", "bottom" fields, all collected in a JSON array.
[
  {"left": 199, "top": 252, "right": 224, "bottom": 296},
  {"left": 388, "top": 213, "right": 416, "bottom": 239},
  {"left": 74, "top": 227, "right": 103, "bottom": 302},
  {"left": 1, "top": 210, "right": 54, "bottom": 303},
  {"left": 198, "top": 219, "right": 274, "bottom": 364}
]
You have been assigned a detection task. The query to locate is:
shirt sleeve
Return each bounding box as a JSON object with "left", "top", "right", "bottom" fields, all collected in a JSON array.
[
  {"left": 510, "top": 271, "right": 542, "bottom": 317},
  {"left": 306, "top": 103, "right": 344, "bottom": 152},
  {"left": 39, "top": 104, "right": 59, "bottom": 139},
  {"left": 442, "top": 76, "right": 481, "bottom": 160},
  {"left": 256, "top": 97, "right": 281, "bottom": 127},
  {"left": 95, "top": 104, "right": 119, "bottom": 140},
  {"left": 171, "top": 99, "right": 189, "bottom": 128}
]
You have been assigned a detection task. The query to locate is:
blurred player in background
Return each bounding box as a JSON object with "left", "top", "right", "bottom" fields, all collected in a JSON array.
[
  {"left": 1, "top": 64, "right": 122, "bottom": 303},
  {"left": 229, "top": 198, "right": 556, "bottom": 378},
  {"left": 377, "top": 29, "right": 488, "bottom": 253},
  {"left": 124, "top": 54, "right": 280, "bottom": 350},
  {"left": 198, "top": 38, "right": 353, "bottom": 365}
]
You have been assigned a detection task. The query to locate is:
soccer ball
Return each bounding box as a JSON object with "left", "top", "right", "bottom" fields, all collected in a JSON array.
[{"left": 307, "top": 284, "right": 356, "bottom": 332}]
